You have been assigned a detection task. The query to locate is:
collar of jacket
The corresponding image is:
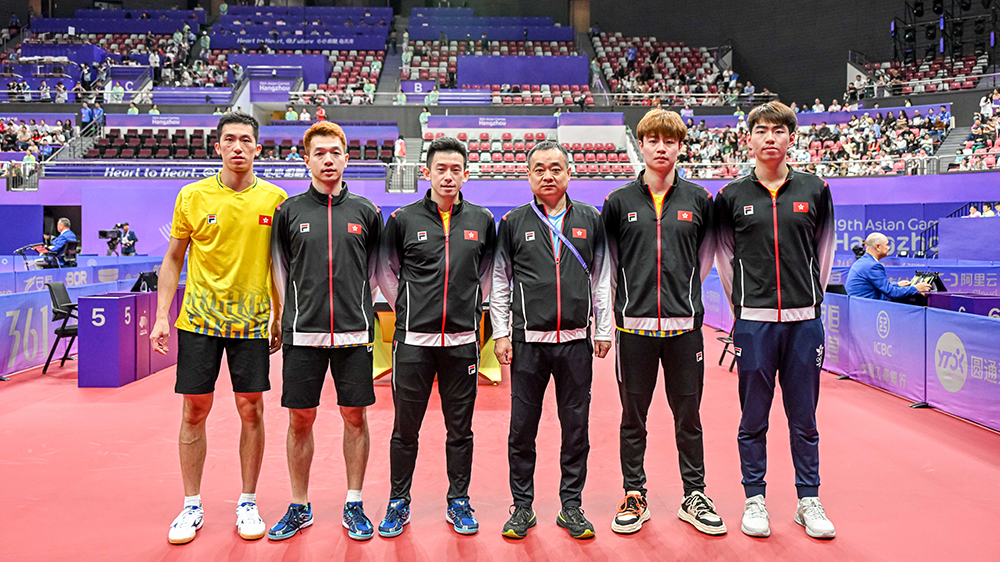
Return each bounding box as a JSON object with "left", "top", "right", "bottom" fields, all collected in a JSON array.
[
  {"left": 636, "top": 168, "right": 680, "bottom": 196},
  {"left": 532, "top": 192, "right": 574, "bottom": 216},
  {"left": 748, "top": 164, "right": 796, "bottom": 188},
  {"left": 307, "top": 181, "right": 350, "bottom": 205},
  {"left": 420, "top": 188, "right": 465, "bottom": 214}
]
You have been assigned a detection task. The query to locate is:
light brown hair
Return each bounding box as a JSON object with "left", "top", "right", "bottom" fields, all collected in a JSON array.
[
  {"left": 304, "top": 121, "right": 347, "bottom": 153},
  {"left": 636, "top": 108, "right": 687, "bottom": 144}
]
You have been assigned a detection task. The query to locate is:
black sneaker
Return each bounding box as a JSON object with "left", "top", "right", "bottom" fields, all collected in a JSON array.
[
  {"left": 556, "top": 506, "right": 595, "bottom": 539},
  {"left": 678, "top": 491, "right": 727, "bottom": 535},
  {"left": 611, "top": 493, "right": 650, "bottom": 534},
  {"left": 501, "top": 505, "right": 536, "bottom": 539}
]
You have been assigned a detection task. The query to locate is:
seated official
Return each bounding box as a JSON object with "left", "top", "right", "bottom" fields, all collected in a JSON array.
[
  {"left": 846, "top": 232, "right": 931, "bottom": 301},
  {"left": 42, "top": 217, "right": 77, "bottom": 267}
]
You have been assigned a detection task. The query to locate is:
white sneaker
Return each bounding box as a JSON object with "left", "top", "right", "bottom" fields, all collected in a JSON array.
[
  {"left": 741, "top": 495, "right": 770, "bottom": 538},
  {"left": 795, "top": 497, "right": 835, "bottom": 539},
  {"left": 236, "top": 502, "right": 266, "bottom": 540},
  {"left": 168, "top": 505, "right": 204, "bottom": 545}
]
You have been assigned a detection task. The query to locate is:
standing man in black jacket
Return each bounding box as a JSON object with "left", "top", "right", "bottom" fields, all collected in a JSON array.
[
  {"left": 490, "top": 141, "right": 613, "bottom": 540},
  {"left": 268, "top": 122, "right": 383, "bottom": 542},
  {"left": 714, "top": 102, "right": 836, "bottom": 539},
  {"left": 603, "top": 109, "right": 724, "bottom": 537},
  {"left": 375, "top": 136, "right": 496, "bottom": 537}
]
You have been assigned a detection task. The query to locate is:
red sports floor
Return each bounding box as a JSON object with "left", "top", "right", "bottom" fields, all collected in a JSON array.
[{"left": 2, "top": 327, "right": 1000, "bottom": 561}]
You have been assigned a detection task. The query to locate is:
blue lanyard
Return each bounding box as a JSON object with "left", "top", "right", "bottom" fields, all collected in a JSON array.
[{"left": 531, "top": 201, "right": 589, "bottom": 276}]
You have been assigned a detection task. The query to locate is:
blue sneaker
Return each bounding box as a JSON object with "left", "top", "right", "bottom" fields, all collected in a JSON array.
[
  {"left": 378, "top": 499, "right": 410, "bottom": 538},
  {"left": 267, "top": 503, "right": 313, "bottom": 541},
  {"left": 343, "top": 501, "right": 375, "bottom": 541},
  {"left": 446, "top": 498, "right": 478, "bottom": 535}
]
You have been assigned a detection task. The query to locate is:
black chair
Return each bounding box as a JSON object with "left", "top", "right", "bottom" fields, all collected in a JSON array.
[
  {"left": 42, "top": 282, "right": 78, "bottom": 374},
  {"left": 717, "top": 327, "right": 738, "bottom": 372},
  {"left": 61, "top": 240, "right": 78, "bottom": 268}
]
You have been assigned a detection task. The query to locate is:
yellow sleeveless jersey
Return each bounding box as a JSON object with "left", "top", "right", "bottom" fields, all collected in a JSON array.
[{"left": 170, "top": 173, "right": 287, "bottom": 338}]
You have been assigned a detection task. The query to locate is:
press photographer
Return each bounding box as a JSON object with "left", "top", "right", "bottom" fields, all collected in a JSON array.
[{"left": 98, "top": 222, "right": 135, "bottom": 256}]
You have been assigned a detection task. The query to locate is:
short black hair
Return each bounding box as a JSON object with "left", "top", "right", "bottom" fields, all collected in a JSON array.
[
  {"left": 526, "top": 140, "right": 569, "bottom": 167},
  {"left": 426, "top": 136, "right": 467, "bottom": 168},
  {"left": 216, "top": 111, "right": 259, "bottom": 143}
]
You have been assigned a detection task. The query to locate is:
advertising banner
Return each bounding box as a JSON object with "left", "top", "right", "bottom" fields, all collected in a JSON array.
[
  {"left": 925, "top": 308, "right": 1000, "bottom": 430},
  {"left": 250, "top": 79, "right": 295, "bottom": 103},
  {"left": 820, "top": 292, "right": 853, "bottom": 376},
  {"left": 457, "top": 55, "right": 587, "bottom": 86},
  {"left": 427, "top": 115, "right": 557, "bottom": 129},
  {"left": 847, "top": 298, "right": 926, "bottom": 402}
]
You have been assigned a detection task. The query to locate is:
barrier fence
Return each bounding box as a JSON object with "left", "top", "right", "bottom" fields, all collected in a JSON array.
[{"left": 700, "top": 280, "right": 1000, "bottom": 431}]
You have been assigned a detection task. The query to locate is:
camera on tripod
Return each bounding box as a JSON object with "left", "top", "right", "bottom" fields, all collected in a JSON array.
[{"left": 98, "top": 223, "right": 127, "bottom": 256}]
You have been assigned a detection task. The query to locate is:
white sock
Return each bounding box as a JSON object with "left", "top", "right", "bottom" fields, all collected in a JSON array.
[
  {"left": 184, "top": 495, "right": 202, "bottom": 509},
  {"left": 346, "top": 490, "right": 362, "bottom": 503},
  {"left": 238, "top": 493, "right": 256, "bottom": 505}
]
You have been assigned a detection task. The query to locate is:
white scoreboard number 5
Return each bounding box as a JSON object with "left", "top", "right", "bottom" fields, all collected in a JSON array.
[{"left": 91, "top": 306, "right": 130, "bottom": 326}]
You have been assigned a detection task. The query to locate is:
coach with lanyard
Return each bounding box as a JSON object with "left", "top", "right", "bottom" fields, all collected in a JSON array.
[{"left": 490, "top": 141, "right": 613, "bottom": 540}]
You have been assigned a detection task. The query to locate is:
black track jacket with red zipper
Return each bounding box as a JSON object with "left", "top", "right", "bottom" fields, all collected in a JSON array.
[
  {"left": 602, "top": 170, "right": 716, "bottom": 332},
  {"left": 489, "top": 195, "right": 614, "bottom": 344},
  {"left": 270, "top": 183, "right": 383, "bottom": 346},
  {"left": 714, "top": 167, "right": 836, "bottom": 322},
  {"left": 375, "top": 190, "right": 496, "bottom": 347}
]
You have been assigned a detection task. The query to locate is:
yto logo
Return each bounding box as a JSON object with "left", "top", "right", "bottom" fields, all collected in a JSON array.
[
  {"left": 876, "top": 310, "right": 890, "bottom": 339},
  {"left": 935, "top": 331, "right": 968, "bottom": 393}
]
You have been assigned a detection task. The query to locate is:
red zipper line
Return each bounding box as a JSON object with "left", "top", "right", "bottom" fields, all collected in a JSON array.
[
  {"left": 769, "top": 177, "right": 791, "bottom": 322},
  {"left": 441, "top": 214, "right": 450, "bottom": 347},
  {"left": 328, "top": 195, "right": 335, "bottom": 345}
]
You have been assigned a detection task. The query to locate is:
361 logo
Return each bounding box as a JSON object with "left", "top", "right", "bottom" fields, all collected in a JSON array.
[{"left": 935, "top": 332, "right": 967, "bottom": 393}]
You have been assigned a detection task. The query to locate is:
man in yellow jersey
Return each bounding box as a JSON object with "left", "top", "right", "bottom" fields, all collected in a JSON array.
[
  {"left": 602, "top": 108, "right": 723, "bottom": 536},
  {"left": 150, "top": 112, "right": 288, "bottom": 545}
]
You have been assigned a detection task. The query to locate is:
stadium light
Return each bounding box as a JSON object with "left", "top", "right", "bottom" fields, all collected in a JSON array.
[
  {"left": 925, "top": 44, "right": 937, "bottom": 60},
  {"left": 975, "top": 38, "right": 986, "bottom": 54},
  {"left": 904, "top": 26, "right": 917, "bottom": 42},
  {"left": 933, "top": 0, "right": 945, "bottom": 14},
  {"left": 926, "top": 23, "right": 937, "bottom": 39},
  {"left": 952, "top": 40, "right": 964, "bottom": 56},
  {"left": 975, "top": 16, "right": 986, "bottom": 34},
  {"left": 953, "top": 20, "right": 965, "bottom": 37},
  {"left": 914, "top": 0, "right": 925, "bottom": 17},
  {"left": 959, "top": 0, "right": 972, "bottom": 9}
]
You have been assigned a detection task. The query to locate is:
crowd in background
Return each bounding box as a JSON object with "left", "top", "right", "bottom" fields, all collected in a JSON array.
[{"left": 678, "top": 105, "right": 952, "bottom": 179}]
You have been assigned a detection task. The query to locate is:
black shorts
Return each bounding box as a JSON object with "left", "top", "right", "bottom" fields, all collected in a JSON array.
[
  {"left": 281, "top": 344, "right": 376, "bottom": 409},
  {"left": 175, "top": 329, "right": 271, "bottom": 395}
]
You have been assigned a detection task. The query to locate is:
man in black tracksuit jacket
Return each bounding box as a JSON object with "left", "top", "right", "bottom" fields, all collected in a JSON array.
[
  {"left": 374, "top": 137, "right": 496, "bottom": 537},
  {"left": 603, "top": 109, "right": 723, "bottom": 537},
  {"left": 490, "top": 142, "right": 613, "bottom": 540},
  {"left": 714, "top": 102, "right": 836, "bottom": 540},
  {"left": 269, "top": 123, "right": 383, "bottom": 540}
]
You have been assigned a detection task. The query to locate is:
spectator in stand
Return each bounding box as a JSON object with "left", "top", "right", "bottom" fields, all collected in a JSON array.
[
  {"left": 149, "top": 104, "right": 161, "bottom": 115},
  {"left": 315, "top": 106, "right": 326, "bottom": 121},
  {"left": 299, "top": 108, "right": 311, "bottom": 121},
  {"left": 112, "top": 81, "right": 126, "bottom": 104},
  {"left": 213, "top": 107, "right": 224, "bottom": 115},
  {"left": 219, "top": 1, "right": 228, "bottom": 15},
  {"left": 93, "top": 102, "right": 105, "bottom": 126},
  {"left": 285, "top": 146, "right": 302, "bottom": 161},
  {"left": 285, "top": 106, "right": 298, "bottom": 120},
  {"left": 38, "top": 81, "right": 51, "bottom": 102},
  {"left": 363, "top": 79, "right": 376, "bottom": 104},
  {"left": 812, "top": 98, "right": 825, "bottom": 113},
  {"left": 968, "top": 205, "right": 982, "bottom": 217},
  {"left": 396, "top": 88, "right": 406, "bottom": 106},
  {"left": 127, "top": 102, "right": 140, "bottom": 115},
  {"left": 394, "top": 135, "right": 406, "bottom": 162},
  {"left": 419, "top": 107, "right": 431, "bottom": 131},
  {"left": 80, "top": 102, "right": 93, "bottom": 131}
]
